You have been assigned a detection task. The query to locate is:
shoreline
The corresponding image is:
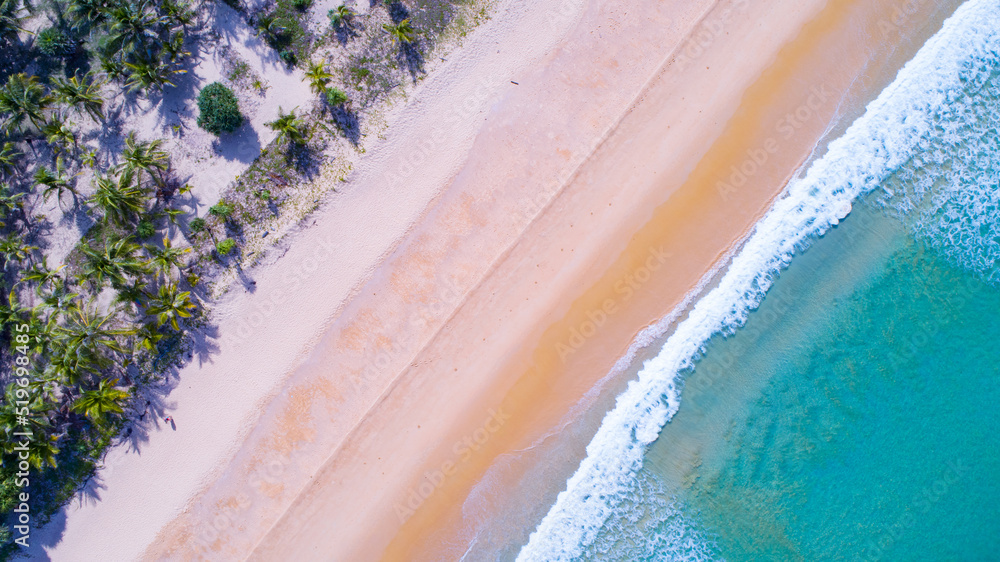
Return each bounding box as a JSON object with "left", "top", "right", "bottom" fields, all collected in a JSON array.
[
  {"left": 256, "top": 0, "right": 966, "bottom": 559},
  {"left": 252, "top": 0, "right": 869, "bottom": 558},
  {"left": 33, "top": 0, "right": 965, "bottom": 558}
]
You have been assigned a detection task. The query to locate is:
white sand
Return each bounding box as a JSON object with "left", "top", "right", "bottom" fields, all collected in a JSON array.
[
  {"left": 29, "top": 0, "right": 585, "bottom": 558},
  {"left": 27, "top": 0, "right": 957, "bottom": 556}
]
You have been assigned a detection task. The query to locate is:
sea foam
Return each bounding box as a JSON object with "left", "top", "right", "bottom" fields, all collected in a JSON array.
[{"left": 517, "top": 1, "right": 1000, "bottom": 559}]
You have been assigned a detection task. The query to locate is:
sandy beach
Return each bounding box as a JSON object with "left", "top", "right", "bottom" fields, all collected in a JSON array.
[{"left": 32, "top": 0, "right": 963, "bottom": 559}]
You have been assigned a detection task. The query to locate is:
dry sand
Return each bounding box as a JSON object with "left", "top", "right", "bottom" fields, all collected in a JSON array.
[
  {"left": 31, "top": 0, "right": 960, "bottom": 559},
  {"left": 31, "top": 0, "right": 586, "bottom": 558}
]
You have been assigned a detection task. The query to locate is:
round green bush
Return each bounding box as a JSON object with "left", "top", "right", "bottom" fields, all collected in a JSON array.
[
  {"left": 196, "top": 83, "right": 244, "bottom": 135},
  {"left": 209, "top": 201, "right": 234, "bottom": 218},
  {"left": 325, "top": 87, "right": 348, "bottom": 106},
  {"left": 137, "top": 219, "right": 156, "bottom": 239},
  {"left": 188, "top": 217, "right": 206, "bottom": 233},
  {"left": 216, "top": 238, "right": 236, "bottom": 255},
  {"left": 37, "top": 28, "right": 76, "bottom": 57}
]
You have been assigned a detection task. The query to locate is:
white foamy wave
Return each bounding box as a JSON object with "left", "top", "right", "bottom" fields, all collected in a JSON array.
[
  {"left": 517, "top": 1, "right": 1000, "bottom": 559},
  {"left": 871, "top": 53, "right": 1000, "bottom": 284},
  {"left": 580, "top": 471, "right": 717, "bottom": 561}
]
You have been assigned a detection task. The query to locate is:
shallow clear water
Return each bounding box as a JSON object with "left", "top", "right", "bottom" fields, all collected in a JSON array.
[
  {"left": 632, "top": 203, "right": 1000, "bottom": 561},
  {"left": 519, "top": 0, "right": 1000, "bottom": 559}
]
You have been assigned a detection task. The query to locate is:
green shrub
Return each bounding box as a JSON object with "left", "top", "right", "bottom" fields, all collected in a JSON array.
[
  {"left": 209, "top": 201, "right": 234, "bottom": 219},
  {"left": 227, "top": 61, "right": 252, "bottom": 83},
  {"left": 255, "top": 189, "right": 272, "bottom": 200},
  {"left": 37, "top": 28, "right": 76, "bottom": 56},
  {"left": 292, "top": 0, "right": 312, "bottom": 11},
  {"left": 137, "top": 219, "right": 156, "bottom": 239},
  {"left": 325, "top": 87, "right": 348, "bottom": 106},
  {"left": 189, "top": 217, "right": 206, "bottom": 232},
  {"left": 196, "top": 83, "right": 243, "bottom": 135},
  {"left": 279, "top": 50, "right": 297, "bottom": 66},
  {"left": 216, "top": 238, "right": 236, "bottom": 255}
]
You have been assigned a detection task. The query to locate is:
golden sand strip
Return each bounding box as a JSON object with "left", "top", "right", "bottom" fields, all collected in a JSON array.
[{"left": 137, "top": 0, "right": 961, "bottom": 559}]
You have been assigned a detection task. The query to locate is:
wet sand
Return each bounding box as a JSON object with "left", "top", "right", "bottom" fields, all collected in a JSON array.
[
  {"left": 84, "top": 0, "right": 962, "bottom": 559},
  {"left": 252, "top": 0, "right": 964, "bottom": 559}
]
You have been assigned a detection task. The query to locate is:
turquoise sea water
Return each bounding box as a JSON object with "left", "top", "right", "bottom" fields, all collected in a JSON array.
[
  {"left": 518, "top": 0, "right": 1000, "bottom": 559},
  {"left": 592, "top": 204, "right": 1000, "bottom": 560}
]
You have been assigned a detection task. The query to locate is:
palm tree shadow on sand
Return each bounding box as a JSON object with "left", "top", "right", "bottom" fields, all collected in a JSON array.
[
  {"left": 398, "top": 41, "right": 425, "bottom": 84},
  {"left": 330, "top": 105, "right": 362, "bottom": 146}
]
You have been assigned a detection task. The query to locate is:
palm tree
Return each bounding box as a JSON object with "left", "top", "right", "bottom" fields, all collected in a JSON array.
[
  {"left": 133, "top": 321, "right": 165, "bottom": 353},
  {"left": 162, "top": 0, "right": 196, "bottom": 29},
  {"left": 113, "top": 279, "right": 148, "bottom": 311},
  {"left": 104, "top": 0, "right": 166, "bottom": 57},
  {"left": 256, "top": 13, "right": 285, "bottom": 40},
  {"left": 24, "top": 434, "right": 60, "bottom": 469},
  {"left": 122, "top": 132, "right": 168, "bottom": 187},
  {"left": 0, "top": 233, "right": 37, "bottom": 266},
  {"left": 383, "top": 19, "right": 415, "bottom": 44},
  {"left": 35, "top": 277, "right": 77, "bottom": 319},
  {"left": 68, "top": 0, "right": 110, "bottom": 30},
  {"left": 51, "top": 72, "right": 105, "bottom": 122},
  {"left": 0, "top": 391, "right": 53, "bottom": 446},
  {"left": 72, "top": 378, "right": 129, "bottom": 425},
  {"left": 0, "top": 0, "right": 22, "bottom": 27},
  {"left": 146, "top": 282, "right": 196, "bottom": 330},
  {"left": 162, "top": 207, "right": 184, "bottom": 225},
  {"left": 34, "top": 157, "right": 78, "bottom": 203},
  {"left": 124, "top": 58, "right": 186, "bottom": 92},
  {"left": 0, "top": 73, "right": 53, "bottom": 134},
  {"left": 0, "top": 288, "right": 30, "bottom": 329},
  {"left": 0, "top": 183, "right": 26, "bottom": 227},
  {"left": 79, "top": 235, "right": 148, "bottom": 287},
  {"left": 0, "top": 0, "right": 26, "bottom": 35},
  {"left": 162, "top": 30, "right": 189, "bottom": 63},
  {"left": 266, "top": 107, "right": 308, "bottom": 145},
  {"left": 57, "top": 300, "right": 131, "bottom": 360},
  {"left": 90, "top": 168, "right": 148, "bottom": 225},
  {"left": 20, "top": 259, "right": 66, "bottom": 293},
  {"left": 45, "top": 333, "right": 104, "bottom": 385},
  {"left": 0, "top": 141, "right": 20, "bottom": 176},
  {"left": 41, "top": 116, "right": 77, "bottom": 153},
  {"left": 328, "top": 5, "right": 354, "bottom": 27},
  {"left": 305, "top": 60, "right": 333, "bottom": 95},
  {"left": 100, "top": 56, "right": 128, "bottom": 82},
  {"left": 1, "top": 415, "right": 61, "bottom": 469},
  {"left": 146, "top": 236, "right": 190, "bottom": 275},
  {"left": 3, "top": 293, "right": 53, "bottom": 357}
]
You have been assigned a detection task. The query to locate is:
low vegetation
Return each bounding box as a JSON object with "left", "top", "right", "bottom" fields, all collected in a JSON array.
[
  {"left": 196, "top": 82, "right": 244, "bottom": 135},
  {"left": 0, "top": 0, "right": 493, "bottom": 555},
  {"left": 0, "top": 0, "right": 201, "bottom": 556}
]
